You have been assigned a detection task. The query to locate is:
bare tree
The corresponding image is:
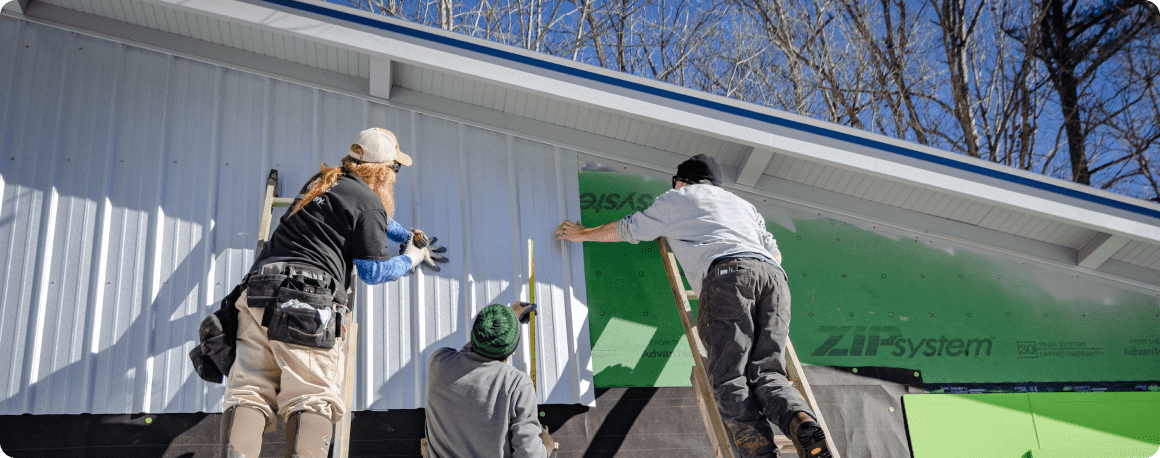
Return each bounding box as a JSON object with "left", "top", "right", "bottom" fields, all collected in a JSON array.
[
  {"left": 332, "top": 0, "right": 1160, "bottom": 201},
  {"left": 1007, "top": 0, "right": 1157, "bottom": 185}
]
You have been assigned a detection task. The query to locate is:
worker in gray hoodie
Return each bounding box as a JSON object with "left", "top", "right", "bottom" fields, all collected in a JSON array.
[
  {"left": 425, "top": 302, "right": 558, "bottom": 458},
  {"left": 555, "top": 154, "right": 829, "bottom": 458}
]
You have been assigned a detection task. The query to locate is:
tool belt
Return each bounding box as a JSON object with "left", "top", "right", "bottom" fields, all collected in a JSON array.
[
  {"left": 246, "top": 262, "right": 345, "bottom": 349},
  {"left": 189, "top": 263, "right": 348, "bottom": 384},
  {"left": 189, "top": 282, "right": 245, "bottom": 384}
]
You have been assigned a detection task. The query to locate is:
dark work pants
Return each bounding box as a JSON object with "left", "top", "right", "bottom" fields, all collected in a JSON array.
[{"left": 698, "top": 258, "right": 813, "bottom": 457}]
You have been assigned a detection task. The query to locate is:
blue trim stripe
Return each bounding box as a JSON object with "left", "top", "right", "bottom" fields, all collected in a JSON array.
[{"left": 266, "top": 0, "right": 1160, "bottom": 221}]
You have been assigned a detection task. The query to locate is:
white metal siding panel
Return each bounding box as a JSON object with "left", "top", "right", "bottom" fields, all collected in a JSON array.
[
  {"left": 866, "top": 178, "right": 890, "bottom": 203},
  {"left": 965, "top": 203, "right": 993, "bottom": 226},
  {"left": 784, "top": 157, "right": 806, "bottom": 183},
  {"left": 1064, "top": 228, "right": 1100, "bottom": 249},
  {"left": 852, "top": 175, "right": 877, "bottom": 200},
  {"left": 632, "top": 122, "right": 654, "bottom": 149},
  {"left": 1020, "top": 218, "right": 1052, "bottom": 242},
  {"left": 823, "top": 167, "right": 848, "bottom": 191},
  {"left": 0, "top": 21, "right": 594, "bottom": 415},
  {"left": 802, "top": 161, "right": 825, "bottom": 188},
  {"left": 1123, "top": 241, "right": 1151, "bottom": 265},
  {"left": 791, "top": 159, "right": 814, "bottom": 184},
  {"left": 774, "top": 154, "right": 796, "bottom": 180},
  {"left": 612, "top": 112, "right": 631, "bottom": 140},
  {"left": 564, "top": 101, "right": 580, "bottom": 128},
  {"left": 624, "top": 118, "right": 642, "bottom": 143},
  {"left": 812, "top": 165, "right": 835, "bottom": 191},
  {"left": 921, "top": 193, "right": 950, "bottom": 215},
  {"left": 1116, "top": 240, "right": 1149, "bottom": 265},
  {"left": 946, "top": 198, "right": 974, "bottom": 221},
  {"left": 1008, "top": 214, "right": 1036, "bottom": 237},
  {"left": 1036, "top": 219, "right": 1064, "bottom": 243},
  {"left": 1053, "top": 222, "right": 1085, "bottom": 246},
  {"left": 483, "top": 84, "right": 502, "bottom": 112},
  {"left": 1134, "top": 245, "right": 1160, "bottom": 269},
  {"left": 664, "top": 129, "right": 688, "bottom": 153},
  {"left": 840, "top": 173, "right": 866, "bottom": 196},
  {"left": 468, "top": 79, "right": 484, "bottom": 106},
  {"left": 995, "top": 211, "right": 1024, "bottom": 234},
  {"left": 978, "top": 207, "right": 1009, "bottom": 229},
  {"left": 888, "top": 183, "right": 912, "bottom": 206},
  {"left": 889, "top": 184, "right": 916, "bottom": 208}
]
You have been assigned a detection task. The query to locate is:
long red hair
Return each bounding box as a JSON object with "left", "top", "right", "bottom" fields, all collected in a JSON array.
[{"left": 290, "top": 154, "right": 397, "bottom": 216}]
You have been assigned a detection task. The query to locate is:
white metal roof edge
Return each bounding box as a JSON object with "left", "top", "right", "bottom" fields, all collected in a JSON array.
[
  {"left": 232, "top": 0, "right": 1160, "bottom": 239},
  {"left": 11, "top": 0, "right": 1160, "bottom": 243},
  {"left": 387, "top": 88, "right": 1160, "bottom": 294}
]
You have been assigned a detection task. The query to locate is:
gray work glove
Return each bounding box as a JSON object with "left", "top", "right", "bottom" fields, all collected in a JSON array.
[
  {"left": 511, "top": 301, "right": 537, "bottom": 324},
  {"left": 402, "top": 229, "right": 449, "bottom": 271}
]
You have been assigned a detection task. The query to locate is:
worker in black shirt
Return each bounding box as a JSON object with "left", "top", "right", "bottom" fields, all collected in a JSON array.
[{"left": 218, "top": 128, "right": 447, "bottom": 458}]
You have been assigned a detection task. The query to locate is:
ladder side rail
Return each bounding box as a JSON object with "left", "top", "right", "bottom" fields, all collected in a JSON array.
[
  {"left": 256, "top": 169, "right": 279, "bottom": 253},
  {"left": 784, "top": 340, "right": 841, "bottom": 458},
  {"left": 331, "top": 323, "right": 358, "bottom": 458},
  {"left": 657, "top": 238, "right": 734, "bottom": 458}
]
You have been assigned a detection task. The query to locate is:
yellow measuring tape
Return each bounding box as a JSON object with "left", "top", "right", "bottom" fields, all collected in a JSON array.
[{"left": 528, "top": 239, "right": 537, "bottom": 392}]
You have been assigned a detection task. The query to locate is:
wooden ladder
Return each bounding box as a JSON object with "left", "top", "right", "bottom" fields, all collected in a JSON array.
[
  {"left": 656, "top": 237, "right": 839, "bottom": 458},
  {"left": 257, "top": 169, "right": 359, "bottom": 458}
]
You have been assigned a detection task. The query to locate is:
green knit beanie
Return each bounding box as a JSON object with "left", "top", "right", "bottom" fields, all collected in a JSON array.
[{"left": 471, "top": 304, "right": 520, "bottom": 360}]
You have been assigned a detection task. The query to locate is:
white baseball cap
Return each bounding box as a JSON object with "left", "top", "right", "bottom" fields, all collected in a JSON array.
[{"left": 348, "top": 128, "right": 413, "bottom": 166}]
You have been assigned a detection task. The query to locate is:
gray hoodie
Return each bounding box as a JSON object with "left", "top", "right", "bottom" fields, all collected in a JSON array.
[
  {"left": 616, "top": 183, "right": 782, "bottom": 296},
  {"left": 425, "top": 345, "right": 546, "bottom": 458}
]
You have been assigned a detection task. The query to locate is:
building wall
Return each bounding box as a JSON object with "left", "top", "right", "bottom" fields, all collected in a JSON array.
[{"left": 0, "top": 17, "right": 594, "bottom": 415}]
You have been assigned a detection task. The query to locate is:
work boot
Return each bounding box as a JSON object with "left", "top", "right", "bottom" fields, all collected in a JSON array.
[
  {"left": 787, "top": 412, "right": 832, "bottom": 458},
  {"left": 219, "top": 406, "right": 266, "bottom": 458},
  {"left": 725, "top": 420, "right": 778, "bottom": 458},
  {"left": 285, "top": 411, "right": 334, "bottom": 458}
]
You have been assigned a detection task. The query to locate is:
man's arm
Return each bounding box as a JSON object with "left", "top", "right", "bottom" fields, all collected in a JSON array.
[
  {"left": 554, "top": 220, "right": 621, "bottom": 243},
  {"left": 755, "top": 212, "right": 784, "bottom": 264}
]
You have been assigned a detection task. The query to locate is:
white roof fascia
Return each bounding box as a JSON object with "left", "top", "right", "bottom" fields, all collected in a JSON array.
[{"left": 26, "top": 0, "right": 1160, "bottom": 243}]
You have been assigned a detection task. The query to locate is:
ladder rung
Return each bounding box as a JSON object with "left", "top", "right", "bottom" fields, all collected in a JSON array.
[{"left": 271, "top": 197, "right": 295, "bottom": 207}]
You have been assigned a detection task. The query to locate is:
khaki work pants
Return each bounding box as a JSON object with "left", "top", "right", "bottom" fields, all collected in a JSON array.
[{"left": 223, "top": 291, "right": 347, "bottom": 429}]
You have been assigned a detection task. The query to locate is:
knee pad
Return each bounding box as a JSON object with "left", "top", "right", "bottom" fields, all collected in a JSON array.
[
  {"left": 220, "top": 406, "right": 266, "bottom": 458},
  {"left": 285, "top": 411, "right": 335, "bottom": 458}
]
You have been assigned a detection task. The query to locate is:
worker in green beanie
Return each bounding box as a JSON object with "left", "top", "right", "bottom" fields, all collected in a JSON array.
[{"left": 424, "top": 303, "right": 558, "bottom": 458}]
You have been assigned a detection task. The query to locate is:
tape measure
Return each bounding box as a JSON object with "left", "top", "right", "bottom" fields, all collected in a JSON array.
[{"left": 528, "top": 239, "right": 537, "bottom": 392}]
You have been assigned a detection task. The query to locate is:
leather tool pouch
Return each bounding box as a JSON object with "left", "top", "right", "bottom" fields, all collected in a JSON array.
[
  {"left": 247, "top": 263, "right": 340, "bottom": 349},
  {"left": 189, "top": 282, "right": 244, "bottom": 384}
]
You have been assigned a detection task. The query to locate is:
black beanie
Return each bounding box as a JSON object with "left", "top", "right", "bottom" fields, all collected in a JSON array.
[{"left": 676, "top": 154, "right": 722, "bottom": 186}]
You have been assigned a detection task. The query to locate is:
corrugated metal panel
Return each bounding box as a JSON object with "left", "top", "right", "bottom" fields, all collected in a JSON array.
[
  {"left": 1133, "top": 244, "right": 1160, "bottom": 269},
  {"left": 0, "top": 19, "right": 593, "bottom": 415},
  {"left": 1115, "top": 240, "right": 1152, "bottom": 266}
]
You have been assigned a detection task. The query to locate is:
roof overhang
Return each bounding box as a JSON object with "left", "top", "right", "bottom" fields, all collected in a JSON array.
[{"left": 7, "top": 0, "right": 1160, "bottom": 290}]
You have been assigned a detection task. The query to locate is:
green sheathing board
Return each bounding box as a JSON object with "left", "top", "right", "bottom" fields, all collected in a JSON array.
[
  {"left": 904, "top": 393, "right": 1160, "bottom": 458},
  {"left": 578, "top": 170, "right": 1160, "bottom": 388}
]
